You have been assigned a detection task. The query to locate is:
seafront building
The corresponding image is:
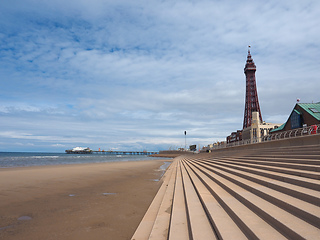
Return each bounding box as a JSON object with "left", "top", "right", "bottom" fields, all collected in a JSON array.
[
  {"left": 268, "top": 102, "right": 320, "bottom": 138},
  {"left": 242, "top": 111, "right": 281, "bottom": 144},
  {"left": 227, "top": 48, "right": 280, "bottom": 145}
]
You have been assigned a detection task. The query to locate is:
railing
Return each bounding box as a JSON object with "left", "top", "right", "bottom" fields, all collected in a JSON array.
[
  {"left": 261, "top": 124, "right": 320, "bottom": 142},
  {"left": 93, "top": 151, "right": 158, "bottom": 155},
  {"left": 213, "top": 124, "right": 320, "bottom": 150}
]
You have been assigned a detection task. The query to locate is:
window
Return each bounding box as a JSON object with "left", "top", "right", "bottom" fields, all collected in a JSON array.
[
  {"left": 253, "top": 128, "right": 257, "bottom": 138},
  {"left": 309, "top": 108, "right": 320, "bottom": 113},
  {"left": 291, "top": 110, "right": 302, "bottom": 129}
]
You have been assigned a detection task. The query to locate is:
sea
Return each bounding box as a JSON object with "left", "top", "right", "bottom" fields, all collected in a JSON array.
[{"left": 0, "top": 152, "right": 171, "bottom": 168}]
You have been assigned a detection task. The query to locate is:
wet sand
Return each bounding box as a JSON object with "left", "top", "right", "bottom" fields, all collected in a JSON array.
[{"left": 0, "top": 159, "right": 171, "bottom": 240}]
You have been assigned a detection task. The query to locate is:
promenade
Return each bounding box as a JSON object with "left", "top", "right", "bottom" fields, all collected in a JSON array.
[{"left": 132, "top": 136, "right": 320, "bottom": 239}]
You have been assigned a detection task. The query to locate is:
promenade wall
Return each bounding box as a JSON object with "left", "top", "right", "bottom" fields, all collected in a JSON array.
[
  {"left": 214, "top": 134, "right": 320, "bottom": 154},
  {"left": 156, "top": 150, "right": 195, "bottom": 158}
]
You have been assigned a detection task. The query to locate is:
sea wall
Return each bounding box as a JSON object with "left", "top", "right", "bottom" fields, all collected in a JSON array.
[
  {"left": 155, "top": 150, "right": 196, "bottom": 158},
  {"left": 215, "top": 134, "right": 320, "bottom": 153}
]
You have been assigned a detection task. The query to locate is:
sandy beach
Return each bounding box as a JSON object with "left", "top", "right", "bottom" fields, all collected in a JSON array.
[{"left": 0, "top": 159, "right": 171, "bottom": 240}]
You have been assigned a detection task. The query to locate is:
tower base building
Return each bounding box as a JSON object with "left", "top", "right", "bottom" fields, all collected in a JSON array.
[
  {"left": 242, "top": 112, "right": 282, "bottom": 143},
  {"left": 227, "top": 48, "right": 282, "bottom": 145}
]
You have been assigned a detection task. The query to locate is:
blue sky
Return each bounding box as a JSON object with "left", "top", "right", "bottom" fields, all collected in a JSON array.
[{"left": 1, "top": 0, "right": 319, "bottom": 152}]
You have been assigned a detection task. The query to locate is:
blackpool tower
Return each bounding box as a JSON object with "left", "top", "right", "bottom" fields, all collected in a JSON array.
[{"left": 243, "top": 47, "right": 263, "bottom": 129}]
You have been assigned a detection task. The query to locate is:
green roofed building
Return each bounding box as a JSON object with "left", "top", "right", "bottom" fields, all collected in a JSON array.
[{"left": 270, "top": 102, "right": 320, "bottom": 134}]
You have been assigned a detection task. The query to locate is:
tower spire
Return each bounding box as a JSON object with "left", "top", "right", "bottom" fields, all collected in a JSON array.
[{"left": 243, "top": 47, "right": 263, "bottom": 129}]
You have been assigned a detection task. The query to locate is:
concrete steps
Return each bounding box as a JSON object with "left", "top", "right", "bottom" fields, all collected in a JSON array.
[
  {"left": 239, "top": 159, "right": 320, "bottom": 171},
  {"left": 247, "top": 154, "right": 320, "bottom": 160},
  {"left": 235, "top": 156, "right": 320, "bottom": 166},
  {"left": 189, "top": 159, "right": 320, "bottom": 228},
  {"left": 195, "top": 158, "right": 320, "bottom": 207},
  {"left": 204, "top": 159, "right": 320, "bottom": 191},
  {"left": 132, "top": 160, "right": 178, "bottom": 240},
  {"left": 132, "top": 145, "right": 320, "bottom": 240},
  {"left": 185, "top": 160, "right": 316, "bottom": 239},
  {"left": 209, "top": 158, "right": 320, "bottom": 180}
]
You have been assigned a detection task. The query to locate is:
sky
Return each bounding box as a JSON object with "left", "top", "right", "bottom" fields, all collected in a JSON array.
[{"left": 1, "top": 0, "right": 319, "bottom": 152}]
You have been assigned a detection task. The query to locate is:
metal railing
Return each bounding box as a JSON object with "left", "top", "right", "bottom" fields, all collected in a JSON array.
[
  {"left": 213, "top": 124, "right": 320, "bottom": 150},
  {"left": 261, "top": 124, "right": 320, "bottom": 142}
]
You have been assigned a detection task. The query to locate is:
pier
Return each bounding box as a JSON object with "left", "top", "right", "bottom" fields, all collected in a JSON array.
[
  {"left": 93, "top": 150, "right": 158, "bottom": 155},
  {"left": 65, "top": 147, "right": 158, "bottom": 155}
]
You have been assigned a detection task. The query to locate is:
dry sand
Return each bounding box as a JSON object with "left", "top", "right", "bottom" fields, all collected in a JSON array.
[{"left": 0, "top": 159, "right": 171, "bottom": 240}]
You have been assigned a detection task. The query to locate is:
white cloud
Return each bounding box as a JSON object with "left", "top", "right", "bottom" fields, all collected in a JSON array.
[{"left": 0, "top": 0, "right": 319, "bottom": 152}]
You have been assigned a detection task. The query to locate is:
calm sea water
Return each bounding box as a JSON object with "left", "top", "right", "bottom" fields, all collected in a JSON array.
[{"left": 0, "top": 152, "right": 171, "bottom": 168}]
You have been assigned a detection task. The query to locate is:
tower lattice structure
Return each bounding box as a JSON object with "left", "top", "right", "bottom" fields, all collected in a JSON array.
[{"left": 243, "top": 48, "right": 263, "bottom": 129}]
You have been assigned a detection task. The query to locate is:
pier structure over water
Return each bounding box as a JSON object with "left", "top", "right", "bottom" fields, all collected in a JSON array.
[
  {"left": 93, "top": 150, "right": 158, "bottom": 156},
  {"left": 65, "top": 147, "right": 158, "bottom": 155}
]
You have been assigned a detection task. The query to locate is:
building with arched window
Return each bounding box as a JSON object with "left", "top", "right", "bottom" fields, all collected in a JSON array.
[{"left": 270, "top": 102, "right": 320, "bottom": 134}]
